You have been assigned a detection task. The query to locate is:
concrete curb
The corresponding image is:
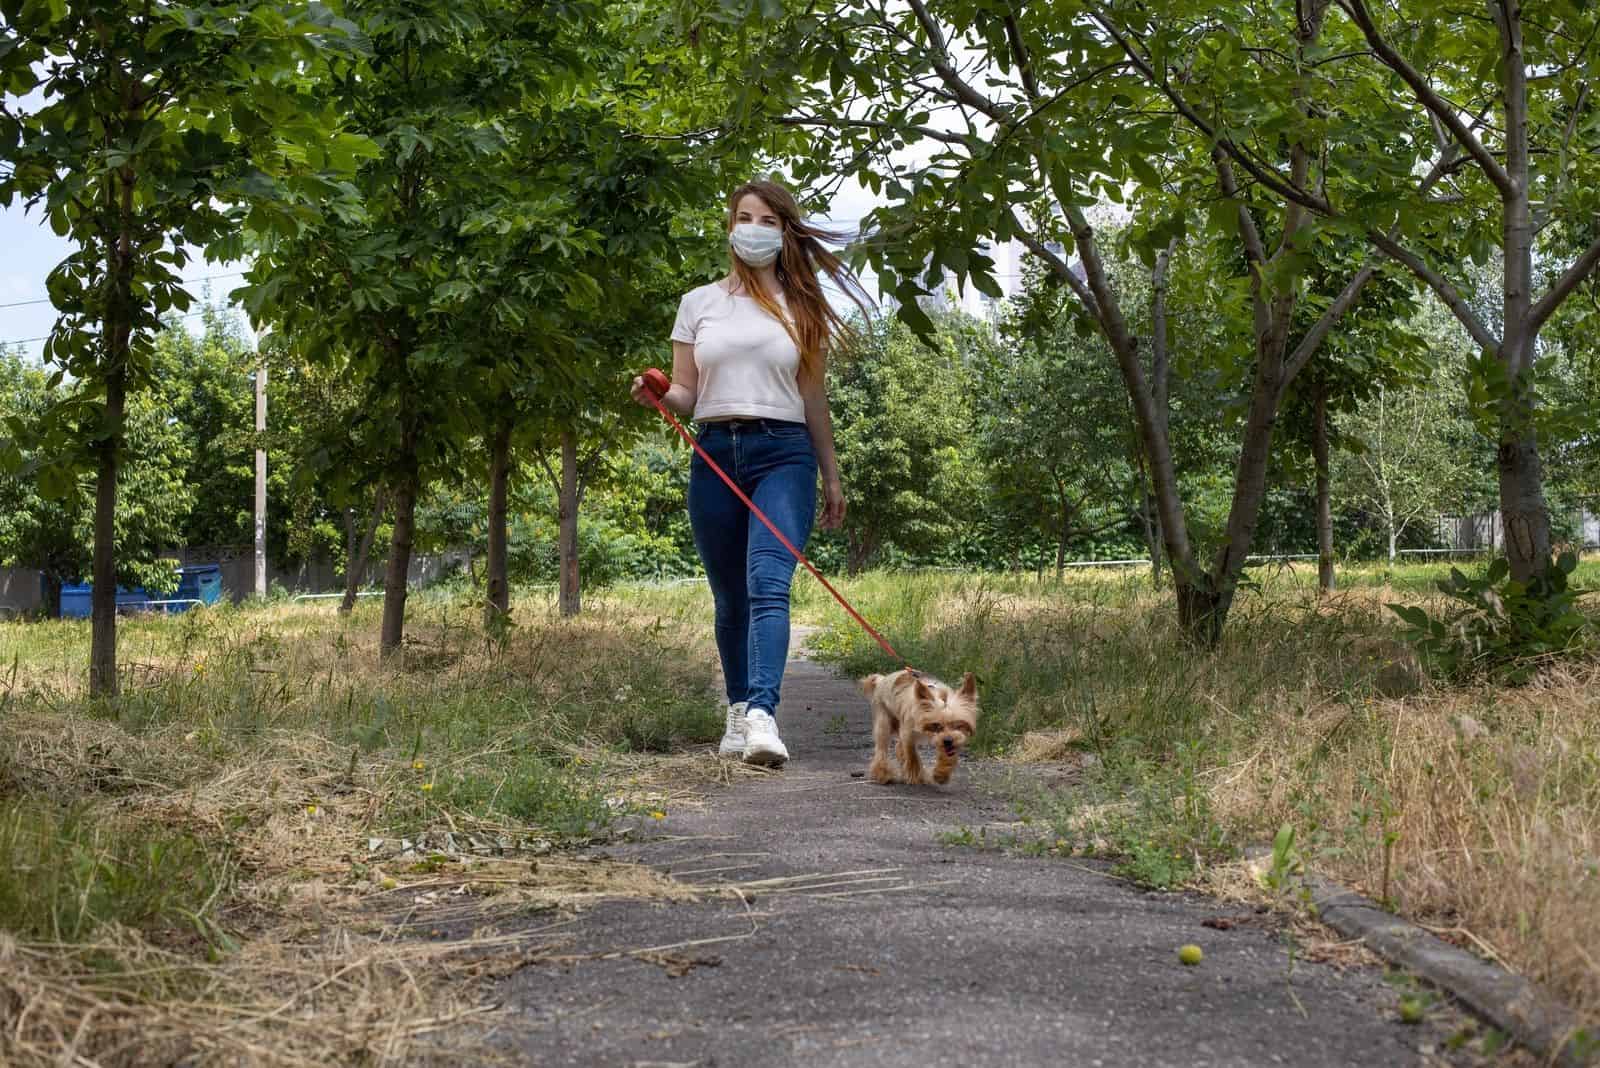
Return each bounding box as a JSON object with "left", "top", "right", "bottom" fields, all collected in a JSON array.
[{"left": 1302, "top": 871, "right": 1594, "bottom": 1067}]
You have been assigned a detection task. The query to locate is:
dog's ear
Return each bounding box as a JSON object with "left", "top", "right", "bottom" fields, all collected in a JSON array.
[
  {"left": 861, "top": 674, "right": 879, "bottom": 696},
  {"left": 958, "top": 671, "right": 977, "bottom": 699},
  {"left": 913, "top": 677, "right": 932, "bottom": 701}
]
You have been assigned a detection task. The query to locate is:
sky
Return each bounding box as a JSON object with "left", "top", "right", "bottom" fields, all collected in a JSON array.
[{"left": 0, "top": 203, "right": 256, "bottom": 363}]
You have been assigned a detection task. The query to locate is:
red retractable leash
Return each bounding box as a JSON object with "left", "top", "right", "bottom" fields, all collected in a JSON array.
[{"left": 639, "top": 367, "right": 911, "bottom": 670}]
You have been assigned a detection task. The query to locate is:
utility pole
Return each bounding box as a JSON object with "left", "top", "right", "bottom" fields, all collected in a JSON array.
[{"left": 254, "top": 364, "right": 267, "bottom": 598}]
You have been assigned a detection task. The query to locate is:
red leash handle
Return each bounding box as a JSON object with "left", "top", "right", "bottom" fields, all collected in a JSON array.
[{"left": 639, "top": 368, "right": 909, "bottom": 669}]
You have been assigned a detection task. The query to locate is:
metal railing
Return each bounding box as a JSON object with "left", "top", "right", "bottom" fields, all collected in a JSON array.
[
  {"left": 1397, "top": 547, "right": 1494, "bottom": 556},
  {"left": 290, "top": 591, "right": 383, "bottom": 603}
]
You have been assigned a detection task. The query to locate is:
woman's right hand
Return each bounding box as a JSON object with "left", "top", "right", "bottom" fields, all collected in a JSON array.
[{"left": 630, "top": 374, "right": 658, "bottom": 408}]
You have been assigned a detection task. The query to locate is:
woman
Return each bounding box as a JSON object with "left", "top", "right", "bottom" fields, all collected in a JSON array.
[{"left": 631, "top": 179, "right": 872, "bottom": 766}]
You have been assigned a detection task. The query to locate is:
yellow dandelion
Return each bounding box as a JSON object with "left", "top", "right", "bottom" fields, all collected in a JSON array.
[
  {"left": 420, "top": 782, "right": 434, "bottom": 793},
  {"left": 412, "top": 759, "right": 425, "bottom": 770},
  {"left": 649, "top": 810, "right": 666, "bottom": 820},
  {"left": 306, "top": 804, "right": 318, "bottom": 815}
]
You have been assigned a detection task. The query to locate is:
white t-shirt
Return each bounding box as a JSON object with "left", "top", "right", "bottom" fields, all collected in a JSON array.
[{"left": 670, "top": 282, "right": 807, "bottom": 423}]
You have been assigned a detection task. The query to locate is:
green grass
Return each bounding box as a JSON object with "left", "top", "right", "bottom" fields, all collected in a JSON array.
[{"left": 0, "top": 800, "right": 232, "bottom": 947}]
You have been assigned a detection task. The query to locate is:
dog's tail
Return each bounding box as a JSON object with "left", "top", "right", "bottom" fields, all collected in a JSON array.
[{"left": 860, "top": 673, "right": 881, "bottom": 696}]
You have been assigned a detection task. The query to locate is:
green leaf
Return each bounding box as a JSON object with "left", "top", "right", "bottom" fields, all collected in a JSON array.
[
  {"left": 1387, "top": 603, "right": 1431, "bottom": 629},
  {"left": 1126, "top": 152, "right": 1161, "bottom": 189}
]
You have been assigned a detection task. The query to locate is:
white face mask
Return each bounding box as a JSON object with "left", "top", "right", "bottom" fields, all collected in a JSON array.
[{"left": 729, "top": 222, "right": 783, "bottom": 267}]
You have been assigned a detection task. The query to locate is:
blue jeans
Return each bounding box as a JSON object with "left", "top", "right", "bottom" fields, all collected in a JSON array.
[{"left": 687, "top": 418, "right": 817, "bottom": 717}]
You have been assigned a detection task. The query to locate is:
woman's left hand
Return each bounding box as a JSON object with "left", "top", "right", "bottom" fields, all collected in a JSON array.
[{"left": 820, "top": 476, "right": 846, "bottom": 530}]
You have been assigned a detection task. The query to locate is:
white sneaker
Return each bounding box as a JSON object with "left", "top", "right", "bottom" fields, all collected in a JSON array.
[
  {"left": 741, "top": 708, "right": 789, "bottom": 767},
  {"left": 717, "top": 701, "right": 749, "bottom": 757}
]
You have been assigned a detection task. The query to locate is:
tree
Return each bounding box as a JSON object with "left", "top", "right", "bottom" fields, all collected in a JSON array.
[
  {"left": 156, "top": 306, "right": 262, "bottom": 551},
  {"left": 1272, "top": 245, "right": 1431, "bottom": 592},
  {"left": 716, "top": 0, "right": 1414, "bottom": 640},
  {"left": 239, "top": 0, "right": 602, "bottom": 654},
  {"left": 1139, "top": 0, "right": 1600, "bottom": 582},
  {"left": 463, "top": 108, "right": 723, "bottom": 622},
  {"left": 983, "top": 264, "right": 1142, "bottom": 576},
  {"left": 1, "top": 0, "right": 364, "bottom": 692},
  {"left": 1337, "top": 381, "right": 1478, "bottom": 564},
  {"left": 0, "top": 347, "right": 194, "bottom": 617},
  {"left": 827, "top": 314, "right": 981, "bottom": 574}
]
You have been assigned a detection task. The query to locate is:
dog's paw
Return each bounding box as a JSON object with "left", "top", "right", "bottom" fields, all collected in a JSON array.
[
  {"left": 868, "top": 759, "right": 896, "bottom": 785},
  {"left": 931, "top": 755, "right": 958, "bottom": 785}
]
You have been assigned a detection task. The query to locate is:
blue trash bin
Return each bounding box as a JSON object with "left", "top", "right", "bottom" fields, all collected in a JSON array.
[
  {"left": 60, "top": 583, "right": 155, "bottom": 616},
  {"left": 174, "top": 565, "right": 223, "bottom": 610},
  {"left": 60, "top": 582, "right": 92, "bottom": 619}
]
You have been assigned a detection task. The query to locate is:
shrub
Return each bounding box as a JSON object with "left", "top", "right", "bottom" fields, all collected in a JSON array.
[{"left": 1389, "top": 552, "right": 1593, "bottom": 682}]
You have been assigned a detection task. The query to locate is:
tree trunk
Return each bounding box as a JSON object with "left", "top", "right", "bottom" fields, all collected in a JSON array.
[
  {"left": 846, "top": 532, "right": 875, "bottom": 576},
  {"left": 1498, "top": 428, "right": 1550, "bottom": 580},
  {"left": 1312, "top": 383, "right": 1335, "bottom": 594},
  {"left": 558, "top": 430, "right": 580, "bottom": 618},
  {"left": 343, "top": 507, "right": 357, "bottom": 577},
  {"left": 1143, "top": 491, "right": 1164, "bottom": 584},
  {"left": 1056, "top": 501, "right": 1069, "bottom": 578},
  {"left": 1175, "top": 581, "right": 1225, "bottom": 647},
  {"left": 1388, "top": 521, "right": 1398, "bottom": 566},
  {"left": 1493, "top": 3, "right": 1552, "bottom": 582},
  {"left": 341, "top": 486, "right": 386, "bottom": 614},
  {"left": 380, "top": 452, "right": 417, "bottom": 657},
  {"left": 486, "top": 422, "right": 512, "bottom": 625},
  {"left": 1197, "top": 356, "right": 1284, "bottom": 642},
  {"left": 89, "top": 368, "right": 126, "bottom": 697},
  {"left": 42, "top": 572, "right": 63, "bottom": 621}
]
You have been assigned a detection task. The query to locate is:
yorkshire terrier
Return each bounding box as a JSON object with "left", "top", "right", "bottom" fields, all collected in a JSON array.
[{"left": 861, "top": 669, "right": 979, "bottom": 786}]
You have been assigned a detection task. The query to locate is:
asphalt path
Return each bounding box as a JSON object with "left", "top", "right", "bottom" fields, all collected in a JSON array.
[{"left": 496, "top": 658, "right": 1478, "bottom": 1067}]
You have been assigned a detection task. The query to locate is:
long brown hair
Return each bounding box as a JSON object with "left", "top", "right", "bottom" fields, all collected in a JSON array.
[{"left": 725, "top": 179, "right": 874, "bottom": 384}]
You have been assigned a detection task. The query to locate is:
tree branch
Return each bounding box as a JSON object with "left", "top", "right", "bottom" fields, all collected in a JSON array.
[
  {"left": 533, "top": 449, "right": 559, "bottom": 497},
  {"left": 905, "top": 0, "right": 1009, "bottom": 123},
  {"left": 1011, "top": 210, "right": 1098, "bottom": 316},
  {"left": 1366, "top": 229, "right": 1499, "bottom": 352},
  {"left": 1212, "top": 148, "right": 1269, "bottom": 269},
  {"left": 1283, "top": 261, "right": 1378, "bottom": 383},
  {"left": 1337, "top": 0, "right": 1514, "bottom": 197},
  {"left": 1528, "top": 232, "right": 1600, "bottom": 336},
  {"left": 776, "top": 114, "right": 975, "bottom": 147},
  {"left": 1151, "top": 237, "right": 1177, "bottom": 416},
  {"left": 1002, "top": 12, "right": 1041, "bottom": 99},
  {"left": 1085, "top": 5, "right": 1333, "bottom": 215}
]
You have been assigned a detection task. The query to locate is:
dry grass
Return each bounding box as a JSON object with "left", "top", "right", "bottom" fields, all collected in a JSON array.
[
  {"left": 0, "top": 591, "right": 735, "bottom": 1065},
  {"left": 801, "top": 561, "right": 1600, "bottom": 1031},
  {"left": 1213, "top": 662, "right": 1600, "bottom": 1021}
]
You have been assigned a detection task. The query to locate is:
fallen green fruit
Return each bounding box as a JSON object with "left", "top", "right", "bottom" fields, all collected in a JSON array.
[
  {"left": 1399, "top": 998, "right": 1424, "bottom": 1024},
  {"left": 1178, "top": 944, "right": 1203, "bottom": 966}
]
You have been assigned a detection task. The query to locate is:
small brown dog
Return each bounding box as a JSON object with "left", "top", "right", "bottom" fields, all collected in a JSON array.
[{"left": 862, "top": 669, "right": 978, "bottom": 785}]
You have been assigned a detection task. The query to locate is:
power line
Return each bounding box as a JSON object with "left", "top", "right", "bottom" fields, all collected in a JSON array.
[
  {"left": 0, "top": 307, "right": 232, "bottom": 348},
  {"left": 0, "top": 271, "right": 247, "bottom": 311}
]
